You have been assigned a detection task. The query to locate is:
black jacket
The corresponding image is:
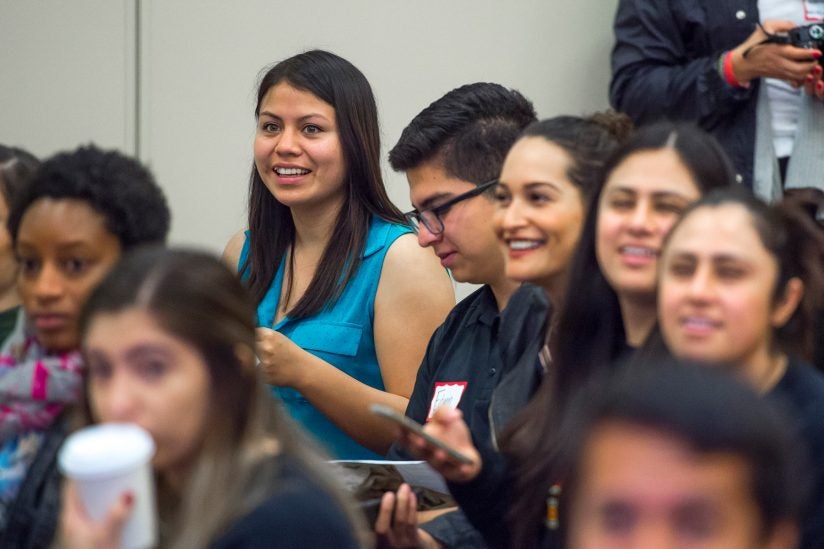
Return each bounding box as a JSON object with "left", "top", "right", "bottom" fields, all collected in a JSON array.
[
  {"left": 0, "top": 415, "right": 66, "bottom": 549},
  {"left": 610, "top": 0, "right": 760, "bottom": 187}
]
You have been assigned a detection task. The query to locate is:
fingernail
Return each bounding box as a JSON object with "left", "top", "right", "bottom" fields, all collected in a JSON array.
[
  {"left": 807, "top": 74, "right": 815, "bottom": 82},
  {"left": 812, "top": 50, "right": 822, "bottom": 58},
  {"left": 123, "top": 492, "right": 134, "bottom": 506},
  {"left": 818, "top": 82, "right": 824, "bottom": 91}
]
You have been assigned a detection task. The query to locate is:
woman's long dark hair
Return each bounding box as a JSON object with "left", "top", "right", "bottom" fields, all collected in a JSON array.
[
  {"left": 244, "top": 50, "right": 404, "bottom": 319},
  {"left": 500, "top": 122, "right": 736, "bottom": 548}
]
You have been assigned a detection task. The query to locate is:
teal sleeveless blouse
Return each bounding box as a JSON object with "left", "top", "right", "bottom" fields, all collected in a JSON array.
[{"left": 240, "top": 216, "right": 412, "bottom": 459}]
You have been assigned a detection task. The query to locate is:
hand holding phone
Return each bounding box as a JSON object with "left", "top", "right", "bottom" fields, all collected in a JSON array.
[{"left": 370, "top": 404, "right": 474, "bottom": 465}]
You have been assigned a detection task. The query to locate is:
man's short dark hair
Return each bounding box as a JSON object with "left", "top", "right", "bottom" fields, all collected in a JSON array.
[
  {"left": 561, "top": 363, "right": 808, "bottom": 540},
  {"left": 8, "top": 144, "right": 170, "bottom": 249},
  {"left": 389, "top": 82, "right": 536, "bottom": 184}
]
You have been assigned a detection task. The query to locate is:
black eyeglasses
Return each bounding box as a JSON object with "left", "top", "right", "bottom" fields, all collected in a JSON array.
[{"left": 405, "top": 179, "right": 498, "bottom": 235}]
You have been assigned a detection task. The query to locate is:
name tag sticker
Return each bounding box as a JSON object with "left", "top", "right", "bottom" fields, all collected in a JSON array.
[
  {"left": 805, "top": 0, "right": 824, "bottom": 21},
  {"left": 426, "top": 381, "right": 468, "bottom": 420}
]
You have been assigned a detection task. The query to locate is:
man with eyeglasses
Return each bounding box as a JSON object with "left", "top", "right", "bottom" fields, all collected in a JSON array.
[{"left": 377, "top": 83, "right": 545, "bottom": 549}]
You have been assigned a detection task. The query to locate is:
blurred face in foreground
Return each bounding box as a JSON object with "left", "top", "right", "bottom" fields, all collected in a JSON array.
[
  {"left": 85, "top": 307, "right": 210, "bottom": 482},
  {"left": 567, "top": 421, "right": 795, "bottom": 549}
]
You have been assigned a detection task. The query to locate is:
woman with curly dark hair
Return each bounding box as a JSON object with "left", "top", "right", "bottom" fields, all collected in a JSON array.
[{"left": 0, "top": 144, "right": 170, "bottom": 548}]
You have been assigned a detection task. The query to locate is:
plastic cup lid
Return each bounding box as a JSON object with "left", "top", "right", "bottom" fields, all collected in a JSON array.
[{"left": 59, "top": 423, "right": 156, "bottom": 479}]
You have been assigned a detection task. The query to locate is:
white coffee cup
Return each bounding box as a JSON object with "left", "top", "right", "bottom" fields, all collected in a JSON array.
[{"left": 59, "top": 423, "right": 157, "bottom": 549}]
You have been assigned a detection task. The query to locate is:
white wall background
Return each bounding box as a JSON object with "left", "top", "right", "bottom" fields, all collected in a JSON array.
[
  {"left": 0, "top": 1, "right": 137, "bottom": 155},
  {"left": 1, "top": 0, "right": 619, "bottom": 299}
]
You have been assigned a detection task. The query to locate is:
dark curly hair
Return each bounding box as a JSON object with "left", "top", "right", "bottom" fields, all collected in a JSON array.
[{"left": 8, "top": 144, "right": 170, "bottom": 248}]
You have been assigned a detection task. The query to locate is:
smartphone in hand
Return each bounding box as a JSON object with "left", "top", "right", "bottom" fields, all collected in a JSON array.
[{"left": 370, "top": 403, "right": 474, "bottom": 465}]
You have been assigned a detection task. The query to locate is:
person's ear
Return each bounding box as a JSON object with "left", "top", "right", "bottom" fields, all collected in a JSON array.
[{"left": 770, "top": 277, "right": 804, "bottom": 329}]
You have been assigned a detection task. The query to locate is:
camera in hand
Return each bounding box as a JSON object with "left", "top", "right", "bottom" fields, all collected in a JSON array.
[
  {"left": 788, "top": 24, "right": 824, "bottom": 65},
  {"left": 761, "top": 23, "right": 824, "bottom": 66}
]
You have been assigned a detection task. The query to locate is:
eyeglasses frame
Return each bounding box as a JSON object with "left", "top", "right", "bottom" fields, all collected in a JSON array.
[{"left": 404, "top": 178, "right": 498, "bottom": 235}]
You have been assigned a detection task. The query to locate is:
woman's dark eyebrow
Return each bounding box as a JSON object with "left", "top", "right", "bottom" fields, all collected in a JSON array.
[
  {"left": 604, "top": 185, "right": 636, "bottom": 195},
  {"left": 258, "top": 111, "right": 330, "bottom": 123},
  {"left": 523, "top": 181, "right": 561, "bottom": 193},
  {"left": 124, "top": 343, "right": 173, "bottom": 363},
  {"left": 651, "top": 191, "right": 692, "bottom": 200}
]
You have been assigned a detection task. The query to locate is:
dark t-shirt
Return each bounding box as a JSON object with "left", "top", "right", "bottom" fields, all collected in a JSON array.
[
  {"left": 210, "top": 457, "right": 359, "bottom": 549},
  {"left": 768, "top": 357, "right": 824, "bottom": 549}
]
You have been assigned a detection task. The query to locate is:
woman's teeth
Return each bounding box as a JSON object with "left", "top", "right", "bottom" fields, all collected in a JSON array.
[
  {"left": 275, "top": 167, "right": 310, "bottom": 176},
  {"left": 620, "top": 245, "right": 656, "bottom": 257},
  {"left": 509, "top": 240, "right": 542, "bottom": 250}
]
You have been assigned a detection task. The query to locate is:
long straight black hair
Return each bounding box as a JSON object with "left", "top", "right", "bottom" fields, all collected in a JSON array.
[
  {"left": 244, "top": 50, "right": 405, "bottom": 319},
  {"left": 500, "top": 121, "right": 736, "bottom": 548}
]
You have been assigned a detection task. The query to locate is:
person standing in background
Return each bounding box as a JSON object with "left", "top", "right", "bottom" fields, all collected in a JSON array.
[{"left": 610, "top": 0, "right": 824, "bottom": 210}]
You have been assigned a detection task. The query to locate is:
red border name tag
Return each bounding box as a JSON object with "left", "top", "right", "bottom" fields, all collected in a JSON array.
[{"left": 426, "top": 381, "right": 468, "bottom": 420}]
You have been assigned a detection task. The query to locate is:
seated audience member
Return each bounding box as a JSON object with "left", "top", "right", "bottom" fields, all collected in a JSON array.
[
  {"left": 610, "top": 0, "right": 824, "bottom": 203},
  {"left": 0, "top": 145, "right": 170, "bottom": 548},
  {"left": 223, "top": 50, "right": 454, "bottom": 460},
  {"left": 658, "top": 186, "right": 824, "bottom": 548},
  {"left": 394, "top": 122, "right": 735, "bottom": 548},
  {"left": 377, "top": 111, "right": 630, "bottom": 548},
  {"left": 0, "top": 145, "right": 39, "bottom": 345},
  {"left": 61, "top": 248, "right": 367, "bottom": 548},
  {"left": 379, "top": 82, "right": 538, "bottom": 549},
  {"left": 488, "top": 112, "right": 631, "bottom": 434},
  {"left": 563, "top": 364, "right": 806, "bottom": 549}
]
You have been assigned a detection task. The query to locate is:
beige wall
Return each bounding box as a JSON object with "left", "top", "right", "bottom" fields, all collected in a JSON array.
[
  {"left": 1, "top": 0, "right": 619, "bottom": 298},
  {"left": 0, "top": 1, "right": 136, "bottom": 156}
]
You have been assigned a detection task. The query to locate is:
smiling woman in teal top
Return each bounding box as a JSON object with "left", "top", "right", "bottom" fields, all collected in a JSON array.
[{"left": 225, "top": 51, "right": 453, "bottom": 459}]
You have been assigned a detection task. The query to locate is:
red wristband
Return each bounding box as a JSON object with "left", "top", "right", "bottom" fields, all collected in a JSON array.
[{"left": 723, "top": 51, "right": 746, "bottom": 88}]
